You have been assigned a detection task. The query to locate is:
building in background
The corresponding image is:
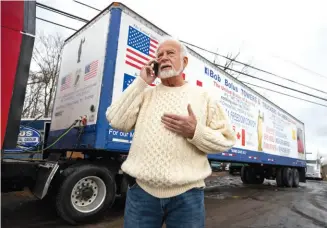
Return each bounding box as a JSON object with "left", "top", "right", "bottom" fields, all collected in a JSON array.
[
  {"left": 321, "top": 155, "right": 327, "bottom": 181},
  {"left": 305, "top": 151, "right": 322, "bottom": 180}
]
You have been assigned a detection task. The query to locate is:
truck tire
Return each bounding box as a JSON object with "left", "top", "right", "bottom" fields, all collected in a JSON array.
[
  {"left": 276, "top": 168, "right": 284, "bottom": 187},
  {"left": 283, "top": 167, "right": 293, "bottom": 187},
  {"left": 245, "top": 167, "right": 255, "bottom": 184},
  {"left": 253, "top": 173, "right": 265, "bottom": 184},
  {"left": 292, "top": 168, "right": 300, "bottom": 187},
  {"left": 241, "top": 166, "right": 249, "bottom": 184},
  {"left": 247, "top": 167, "right": 264, "bottom": 184},
  {"left": 55, "top": 164, "right": 116, "bottom": 225}
]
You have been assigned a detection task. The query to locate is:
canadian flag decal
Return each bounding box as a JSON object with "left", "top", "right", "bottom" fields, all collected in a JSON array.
[
  {"left": 196, "top": 80, "right": 203, "bottom": 87},
  {"left": 237, "top": 129, "right": 246, "bottom": 146}
]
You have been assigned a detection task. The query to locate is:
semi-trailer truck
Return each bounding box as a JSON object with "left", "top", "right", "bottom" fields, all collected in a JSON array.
[{"left": 2, "top": 2, "right": 307, "bottom": 225}]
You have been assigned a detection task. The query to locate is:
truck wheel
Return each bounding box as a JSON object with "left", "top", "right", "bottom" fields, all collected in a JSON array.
[
  {"left": 56, "top": 164, "right": 116, "bottom": 225},
  {"left": 292, "top": 168, "right": 300, "bottom": 187},
  {"left": 283, "top": 167, "right": 293, "bottom": 187},
  {"left": 276, "top": 168, "right": 284, "bottom": 187},
  {"left": 247, "top": 167, "right": 264, "bottom": 184},
  {"left": 245, "top": 167, "right": 255, "bottom": 184},
  {"left": 253, "top": 173, "right": 265, "bottom": 184},
  {"left": 241, "top": 166, "right": 249, "bottom": 184}
]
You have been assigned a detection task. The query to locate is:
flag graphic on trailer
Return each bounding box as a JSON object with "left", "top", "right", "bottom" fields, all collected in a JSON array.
[
  {"left": 84, "top": 60, "right": 99, "bottom": 81},
  {"left": 123, "top": 73, "right": 136, "bottom": 91},
  {"left": 236, "top": 128, "right": 246, "bottom": 146},
  {"left": 125, "top": 26, "right": 158, "bottom": 70},
  {"left": 196, "top": 80, "right": 203, "bottom": 87},
  {"left": 60, "top": 74, "right": 72, "bottom": 91}
]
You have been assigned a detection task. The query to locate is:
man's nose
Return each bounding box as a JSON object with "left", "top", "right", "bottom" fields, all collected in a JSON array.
[{"left": 159, "top": 53, "right": 169, "bottom": 63}]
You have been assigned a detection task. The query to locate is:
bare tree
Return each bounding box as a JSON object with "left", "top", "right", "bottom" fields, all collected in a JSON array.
[
  {"left": 21, "top": 79, "right": 43, "bottom": 118},
  {"left": 22, "top": 33, "right": 64, "bottom": 118},
  {"left": 213, "top": 50, "right": 252, "bottom": 79}
]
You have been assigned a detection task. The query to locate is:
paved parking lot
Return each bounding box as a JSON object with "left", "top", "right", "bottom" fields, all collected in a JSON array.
[{"left": 2, "top": 173, "right": 327, "bottom": 228}]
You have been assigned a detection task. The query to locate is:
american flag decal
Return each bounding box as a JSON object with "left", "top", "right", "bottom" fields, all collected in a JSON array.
[
  {"left": 60, "top": 74, "right": 72, "bottom": 91},
  {"left": 125, "top": 26, "right": 158, "bottom": 71},
  {"left": 84, "top": 60, "right": 99, "bottom": 81},
  {"left": 123, "top": 73, "right": 136, "bottom": 91}
]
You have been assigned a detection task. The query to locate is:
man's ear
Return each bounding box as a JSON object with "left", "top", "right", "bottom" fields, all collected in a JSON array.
[{"left": 183, "top": 56, "right": 188, "bottom": 69}]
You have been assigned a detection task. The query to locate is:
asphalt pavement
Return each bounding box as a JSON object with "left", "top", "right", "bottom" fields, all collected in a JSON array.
[{"left": 2, "top": 172, "right": 327, "bottom": 228}]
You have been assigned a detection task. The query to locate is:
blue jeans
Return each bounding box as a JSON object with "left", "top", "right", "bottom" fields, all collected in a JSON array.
[{"left": 123, "top": 183, "right": 205, "bottom": 228}]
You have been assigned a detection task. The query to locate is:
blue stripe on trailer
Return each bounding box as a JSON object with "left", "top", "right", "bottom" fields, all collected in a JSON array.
[
  {"left": 104, "top": 141, "right": 306, "bottom": 168},
  {"left": 95, "top": 7, "right": 122, "bottom": 149},
  {"left": 208, "top": 147, "right": 306, "bottom": 167}
]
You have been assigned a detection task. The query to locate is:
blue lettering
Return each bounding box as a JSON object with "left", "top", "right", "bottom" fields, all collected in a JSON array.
[
  {"left": 241, "top": 89, "right": 257, "bottom": 102},
  {"left": 204, "top": 66, "right": 221, "bottom": 82},
  {"left": 204, "top": 67, "right": 209, "bottom": 75},
  {"left": 224, "top": 79, "right": 238, "bottom": 92}
]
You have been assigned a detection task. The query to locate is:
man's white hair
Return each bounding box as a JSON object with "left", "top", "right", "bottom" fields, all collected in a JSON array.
[{"left": 156, "top": 36, "right": 188, "bottom": 58}]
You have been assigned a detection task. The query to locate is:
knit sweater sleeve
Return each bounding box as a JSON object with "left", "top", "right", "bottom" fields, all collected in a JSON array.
[
  {"left": 187, "top": 97, "right": 236, "bottom": 154},
  {"left": 105, "top": 77, "right": 149, "bottom": 132}
]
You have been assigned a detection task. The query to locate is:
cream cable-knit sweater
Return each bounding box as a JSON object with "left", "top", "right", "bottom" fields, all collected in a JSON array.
[{"left": 106, "top": 76, "right": 236, "bottom": 198}]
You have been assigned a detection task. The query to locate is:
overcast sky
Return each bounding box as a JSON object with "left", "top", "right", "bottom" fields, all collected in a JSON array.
[{"left": 36, "top": 0, "right": 327, "bottom": 157}]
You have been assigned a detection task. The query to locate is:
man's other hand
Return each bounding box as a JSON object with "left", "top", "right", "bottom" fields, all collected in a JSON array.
[{"left": 161, "top": 104, "right": 197, "bottom": 139}]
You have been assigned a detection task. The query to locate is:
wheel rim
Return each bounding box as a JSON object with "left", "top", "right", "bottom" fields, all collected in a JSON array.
[{"left": 71, "top": 176, "right": 106, "bottom": 213}]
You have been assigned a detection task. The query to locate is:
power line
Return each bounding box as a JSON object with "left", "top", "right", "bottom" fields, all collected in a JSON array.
[
  {"left": 73, "top": 0, "right": 101, "bottom": 11},
  {"left": 36, "top": 3, "right": 326, "bottom": 95},
  {"left": 36, "top": 2, "right": 327, "bottom": 94},
  {"left": 272, "top": 55, "right": 327, "bottom": 80},
  {"left": 33, "top": 15, "right": 327, "bottom": 106},
  {"left": 181, "top": 40, "right": 327, "bottom": 95},
  {"left": 213, "top": 63, "right": 327, "bottom": 102},
  {"left": 35, "top": 4, "right": 327, "bottom": 101},
  {"left": 243, "top": 82, "right": 327, "bottom": 108},
  {"left": 36, "top": 16, "right": 327, "bottom": 103},
  {"left": 36, "top": 17, "right": 77, "bottom": 31},
  {"left": 36, "top": 2, "right": 89, "bottom": 23}
]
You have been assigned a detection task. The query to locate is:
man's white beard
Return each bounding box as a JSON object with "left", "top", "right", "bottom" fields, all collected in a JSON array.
[{"left": 158, "top": 62, "right": 183, "bottom": 79}]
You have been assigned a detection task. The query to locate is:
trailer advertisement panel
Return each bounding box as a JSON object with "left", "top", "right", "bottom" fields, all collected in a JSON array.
[
  {"left": 109, "top": 11, "right": 305, "bottom": 161},
  {"left": 50, "top": 12, "right": 110, "bottom": 131}
]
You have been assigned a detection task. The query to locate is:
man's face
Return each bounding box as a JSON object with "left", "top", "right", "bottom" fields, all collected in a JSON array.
[{"left": 156, "top": 40, "right": 186, "bottom": 79}]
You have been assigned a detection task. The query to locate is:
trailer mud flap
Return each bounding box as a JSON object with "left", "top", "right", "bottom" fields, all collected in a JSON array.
[{"left": 33, "top": 162, "right": 59, "bottom": 199}]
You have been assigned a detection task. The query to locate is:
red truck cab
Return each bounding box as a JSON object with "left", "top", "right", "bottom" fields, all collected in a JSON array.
[{"left": 1, "top": 1, "right": 36, "bottom": 151}]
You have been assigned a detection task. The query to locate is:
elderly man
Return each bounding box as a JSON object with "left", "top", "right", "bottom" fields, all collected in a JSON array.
[{"left": 106, "top": 37, "right": 236, "bottom": 228}]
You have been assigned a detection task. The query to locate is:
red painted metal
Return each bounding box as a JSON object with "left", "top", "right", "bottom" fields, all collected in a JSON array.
[{"left": 1, "top": 1, "right": 24, "bottom": 149}]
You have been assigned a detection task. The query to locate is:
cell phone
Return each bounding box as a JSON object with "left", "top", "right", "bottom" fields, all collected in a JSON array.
[{"left": 152, "top": 62, "right": 159, "bottom": 76}]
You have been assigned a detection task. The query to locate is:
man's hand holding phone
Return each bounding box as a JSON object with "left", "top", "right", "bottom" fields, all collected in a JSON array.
[{"left": 140, "top": 59, "right": 159, "bottom": 85}]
